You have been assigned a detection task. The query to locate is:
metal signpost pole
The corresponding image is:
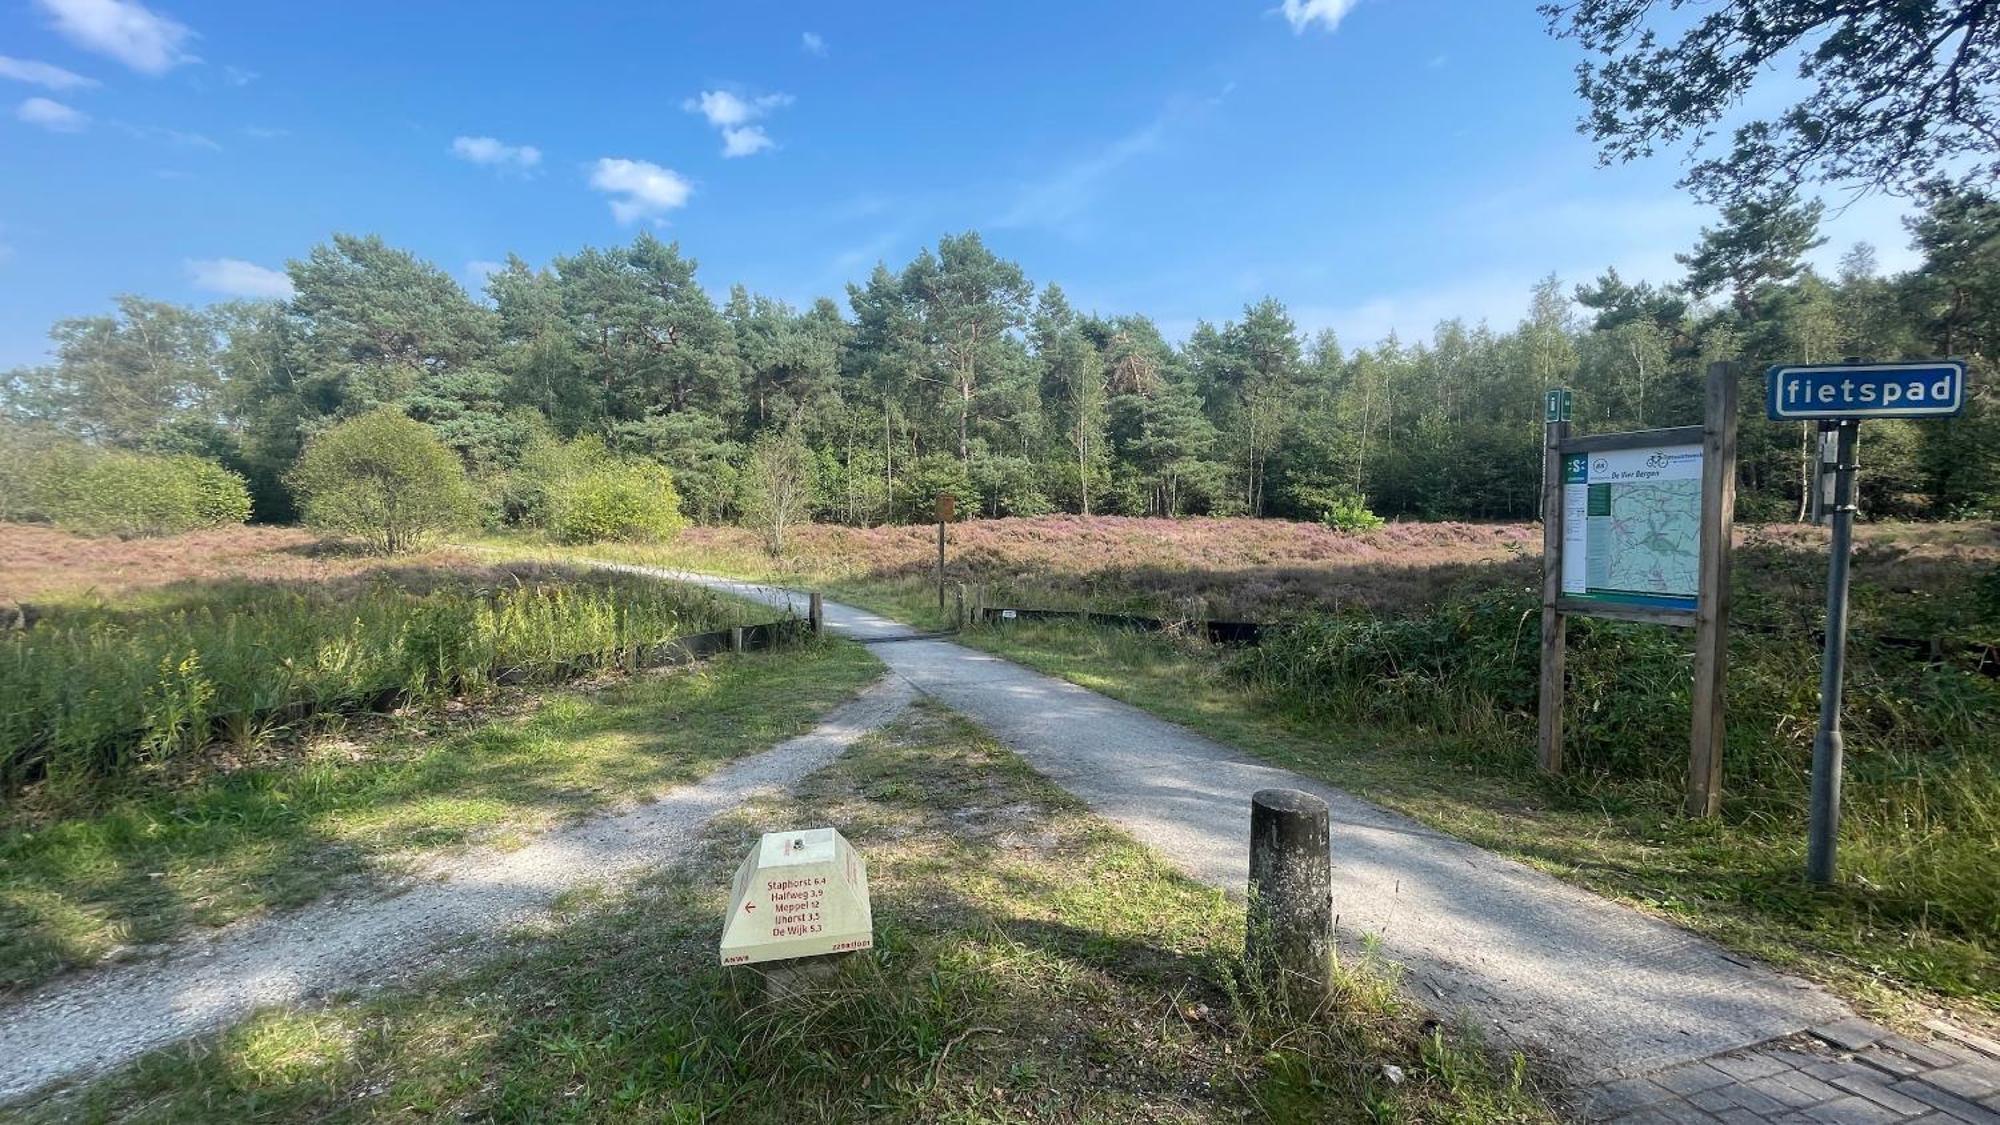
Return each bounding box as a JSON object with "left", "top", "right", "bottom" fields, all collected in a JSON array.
[{"left": 1806, "top": 419, "right": 1859, "bottom": 885}]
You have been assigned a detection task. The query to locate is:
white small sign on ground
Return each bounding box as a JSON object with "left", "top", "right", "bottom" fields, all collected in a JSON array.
[{"left": 719, "top": 827, "right": 873, "bottom": 966}]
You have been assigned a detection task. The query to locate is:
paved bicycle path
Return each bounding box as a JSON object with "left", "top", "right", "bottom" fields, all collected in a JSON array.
[{"left": 622, "top": 569, "right": 1859, "bottom": 1087}]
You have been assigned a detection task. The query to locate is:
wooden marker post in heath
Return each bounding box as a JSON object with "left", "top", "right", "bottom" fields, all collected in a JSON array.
[{"left": 934, "top": 492, "right": 953, "bottom": 612}]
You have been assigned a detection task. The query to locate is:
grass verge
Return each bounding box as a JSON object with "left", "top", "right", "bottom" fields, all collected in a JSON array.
[
  {"left": 950, "top": 618, "right": 1998, "bottom": 1032},
  {"left": 21, "top": 703, "right": 1558, "bottom": 1123},
  {"left": 0, "top": 639, "right": 881, "bottom": 994}
]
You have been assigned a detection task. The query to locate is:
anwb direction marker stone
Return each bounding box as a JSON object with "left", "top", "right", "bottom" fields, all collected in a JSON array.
[{"left": 719, "top": 826, "right": 873, "bottom": 966}]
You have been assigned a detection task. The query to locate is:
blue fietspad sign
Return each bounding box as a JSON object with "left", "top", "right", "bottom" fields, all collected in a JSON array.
[{"left": 1766, "top": 361, "right": 1967, "bottom": 420}]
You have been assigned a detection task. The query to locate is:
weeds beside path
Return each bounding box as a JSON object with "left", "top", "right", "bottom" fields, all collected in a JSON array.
[{"left": 0, "top": 640, "right": 882, "bottom": 994}]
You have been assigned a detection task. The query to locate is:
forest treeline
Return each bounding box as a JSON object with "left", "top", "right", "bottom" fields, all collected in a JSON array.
[{"left": 3, "top": 182, "right": 1996, "bottom": 529}]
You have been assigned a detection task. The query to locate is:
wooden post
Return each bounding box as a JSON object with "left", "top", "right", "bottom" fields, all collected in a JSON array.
[
  {"left": 1686, "top": 361, "right": 1738, "bottom": 817},
  {"left": 730, "top": 625, "right": 745, "bottom": 654},
  {"left": 954, "top": 584, "right": 966, "bottom": 630},
  {"left": 1538, "top": 396, "right": 1570, "bottom": 775},
  {"left": 934, "top": 493, "right": 953, "bottom": 614},
  {"left": 808, "top": 592, "right": 823, "bottom": 637},
  {"left": 1246, "top": 789, "right": 1332, "bottom": 1005}
]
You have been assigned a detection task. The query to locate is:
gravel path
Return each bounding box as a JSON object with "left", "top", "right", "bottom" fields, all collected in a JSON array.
[
  {"left": 0, "top": 677, "right": 914, "bottom": 1104},
  {"left": 625, "top": 570, "right": 1857, "bottom": 1086}
]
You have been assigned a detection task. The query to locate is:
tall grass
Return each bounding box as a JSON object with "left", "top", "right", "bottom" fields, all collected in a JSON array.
[
  {"left": 1, "top": 574, "right": 751, "bottom": 798},
  {"left": 1234, "top": 588, "right": 2000, "bottom": 952}
]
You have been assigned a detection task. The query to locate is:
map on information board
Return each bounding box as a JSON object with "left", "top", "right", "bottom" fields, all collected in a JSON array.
[{"left": 1560, "top": 444, "right": 1703, "bottom": 613}]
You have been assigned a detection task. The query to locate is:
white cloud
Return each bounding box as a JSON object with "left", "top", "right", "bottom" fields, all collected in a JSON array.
[
  {"left": 35, "top": 0, "right": 196, "bottom": 75},
  {"left": 801, "top": 32, "right": 826, "bottom": 56},
  {"left": 684, "top": 89, "right": 791, "bottom": 156},
  {"left": 1279, "top": 0, "right": 1361, "bottom": 33},
  {"left": 17, "top": 96, "right": 88, "bottom": 132},
  {"left": 243, "top": 125, "right": 288, "bottom": 140},
  {"left": 465, "top": 259, "right": 506, "bottom": 290},
  {"left": 450, "top": 134, "right": 541, "bottom": 171},
  {"left": 996, "top": 117, "right": 1166, "bottom": 230},
  {"left": 1294, "top": 273, "right": 1541, "bottom": 349},
  {"left": 221, "top": 64, "right": 255, "bottom": 86},
  {"left": 0, "top": 56, "right": 98, "bottom": 90},
  {"left": 721, "top": 125, "right": 773, "bottom": 157},
  {"left": 589, "top": 157, "right": 692, "bottom": 223},
  {"left": 685, "top": 89, "right": 790, "bottom": 128},
  {"left": 186, "top": 257, "right": 294, "bottom": 299}
]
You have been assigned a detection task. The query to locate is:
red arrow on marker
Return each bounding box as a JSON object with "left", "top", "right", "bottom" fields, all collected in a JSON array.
[{"left": 743, "top": 902, "right": 756, "bottom": 912}]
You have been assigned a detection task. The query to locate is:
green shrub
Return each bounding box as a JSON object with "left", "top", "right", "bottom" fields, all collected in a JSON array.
[
  {"left": 550, "top": 461, "right": 687, "bottom": 544},
  {"left": 507, "top": 435, "right": 687, "bottom": 545},
  {"left": 507, "top": 434, "right": 613, "bottom": 529},
  {"left": 290, "top": 410, "right": 476, "bottom": 553},
  {"left": 1293, "top": 485, "right": 1386, "bottom": 532},
  {"left": 0, "top": 427, "right": 250, "bottom": 537},
  {"left": 179, "top": 456, "right": 255, "bottom": 527}
]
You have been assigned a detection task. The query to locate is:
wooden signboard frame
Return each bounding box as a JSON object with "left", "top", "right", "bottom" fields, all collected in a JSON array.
[{"left": 1539, "top": 362, "right": 1737, "bottom": 817}]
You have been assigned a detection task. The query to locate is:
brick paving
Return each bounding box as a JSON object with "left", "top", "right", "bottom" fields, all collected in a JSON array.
[{"left": 1581, "top": 1021, "right": 2000, "bottom": 1124}]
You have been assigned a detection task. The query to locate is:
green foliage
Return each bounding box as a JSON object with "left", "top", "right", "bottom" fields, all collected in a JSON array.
[
  {"left": 0, "top": 427, "right": 250, "bottom": 537},
  {"left": 1291, "top": 485, "right": 1385, "bottom": 531},
  {"left": 290, "top": 409, "right": 477, "bottom": 553},
  {"left": 0, "top": 572, "right": 746, "bottom": 797},
  {"left": 1545, "top": 0, "right": 2000, "bottom": 208},
  {"left": 894, "top": 453, "right": 977, "bottom": 523},
  {"left": 507, "top": 433, "right": 613, "bottom": 528},
  {"left": 550, "top": 461, "right": 686, "bottom": 545}
]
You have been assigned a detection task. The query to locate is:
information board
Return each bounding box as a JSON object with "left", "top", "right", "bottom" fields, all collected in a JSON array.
[{"left": 1560, "top": 443, "right": 1704, "bottom": 613}]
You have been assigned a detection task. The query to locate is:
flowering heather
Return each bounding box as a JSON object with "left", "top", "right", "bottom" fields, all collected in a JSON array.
[
  {"left": 662, "top": 516, "right": 1542, "bottom": 619},
  {"left": 653, "top": 515, "right": 1999, "bottom": 633},
  {"left": 0, "top": 523, "right": 485, "bottom": 615}
]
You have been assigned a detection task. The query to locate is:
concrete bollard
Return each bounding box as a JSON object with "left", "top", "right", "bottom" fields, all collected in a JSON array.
[
  {"left": 808, "top": 592, "right": 824, "bottom": 637},
  {"left": 1246, "top": 788, "right": 1332, "bottom": 1005},
  {"left": 730, "top": 625, "right": 745, "bottom": 654}
]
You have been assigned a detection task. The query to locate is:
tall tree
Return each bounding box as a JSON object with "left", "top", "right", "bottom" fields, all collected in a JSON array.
[
  {"left": 1, "top": 296, "right": 220, "bottom": 447},
  {"left": 1677, "top": 193, "right": 1827, "bottom": 316},
  {"left": 289, "top": 234, "right": 496, "bottom": 410},
  {"left": 551, "top": 233, "right": 736, "bottom": 424},
  {"left": 1032, "top": 285, "right": 1109, "bottom": 515},
  {"left": 898, "top": 232, "right": 1032, "bottom": 462}
]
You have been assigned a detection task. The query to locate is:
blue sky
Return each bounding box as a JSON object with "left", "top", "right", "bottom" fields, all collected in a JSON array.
[{"left": 1, "top": 0, "right": 1920, "bottom": 369}]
